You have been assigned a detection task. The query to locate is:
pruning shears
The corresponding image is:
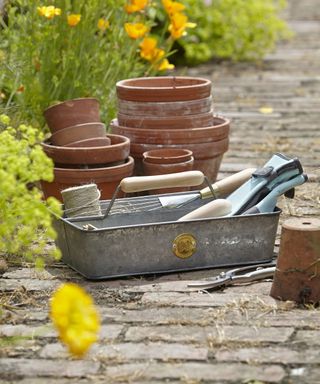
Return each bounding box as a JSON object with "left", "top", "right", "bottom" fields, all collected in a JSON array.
[{"left": 187, "top": 262, "right": 276, "bottom": 290}]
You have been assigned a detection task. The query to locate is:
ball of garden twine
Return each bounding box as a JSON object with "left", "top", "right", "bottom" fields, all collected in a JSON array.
[{"left": 61, "top": 183, "right": 102, "bottom": 218}]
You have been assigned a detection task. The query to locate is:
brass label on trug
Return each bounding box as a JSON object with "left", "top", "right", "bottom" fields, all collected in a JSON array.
[{"left": 172, "top": 233, "right": 197, "bottom": 259}]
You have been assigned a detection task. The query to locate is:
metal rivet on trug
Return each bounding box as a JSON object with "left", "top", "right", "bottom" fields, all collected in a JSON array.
[{"left": 172, "top": 233, "right": 197, "bottom": 259}]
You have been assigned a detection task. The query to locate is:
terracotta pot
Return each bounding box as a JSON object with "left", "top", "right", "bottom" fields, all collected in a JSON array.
[
  {"left": 142, "top": 149, "right": 194, "bottom": 194},
  {"left": 130, "top": 137, "right": 229, "bottom": 182},
  {"left": 111, "top": 115, "right": 229, "bottom": 144},
  {"left": 44, "top": 98, "right": 100, "bottom": 133},
  {"left": 116, "top": 76, "right": 211, "bottom": 102},
  {"left": 117, "top": 96, "right": 213, "bottom": 117},
  {"left": 50, "top": 122, "right": 106, "bottom": 146},
  {"left": 41, "top": 156, "right": 135, "bottom": 202},
  {"left": 117, "top": 110, "right": 214, "bottom": 129},
  {"left": 64, "top": 137, "right": 111, "bottom": 148},
  {"left": 270, "top": 218, "right": 320, "bottom": 304},
  {"left": 41, "top": 134, "right": 130, "bottom": 165}
]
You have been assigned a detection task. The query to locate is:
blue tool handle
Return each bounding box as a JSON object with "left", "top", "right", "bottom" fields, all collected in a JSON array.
[{"left": 243, "top": 173, "right": 308, "bottom": 214}]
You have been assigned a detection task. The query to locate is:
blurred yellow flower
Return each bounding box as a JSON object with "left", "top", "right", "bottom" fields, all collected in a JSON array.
[
  {"left": 162, "top": 0, "right": 185, "bottom": 15},
  {"left": 139, "top": 37, "right": 165, "bottom": 62},
  {"left": 168, "top": 12, "right": 196, "bottom": 39},
  {"left": 125, "top": 23, "right": 149, "bottom": 39},
  {"left": 50, "top": 283, "right": 100, "bottom": 357},
  {"left": 157, "top": 58, "right": 175, "bottom": 71},
  {"left": 125, "top": 0, "right": 148, "bottom": 14},
  {"left": 67, "top": 14, "right": 81, "bottom": 27},
  {"left": 97, "top": 18, "right": 110, "bottom": 31},
  {"left": 37, "top": 6, "right": 61, "bottom": 19}
]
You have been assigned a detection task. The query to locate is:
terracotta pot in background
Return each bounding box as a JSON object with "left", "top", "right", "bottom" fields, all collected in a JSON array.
[
  {"left": 111, "top": 115, "right": 229, "bottom": 144},
  {"left": 42, "top": 134, "right": 130, "bottom": 165},
  {"left": 64, "top": 137, "right": 111, "bottom": 148},
  {"left": 117, "top": 96, "right": 213, "bottom": 117},
  {"left": 116, "top": 76, "right": 212, "bottom": 102},
  {"left": 44, "top": 98, "right": 100, "bottom": 133},
  {"left": 130, "top": 137, "right": 229, "bottom": 180},
  {"left": 41, "top": 156, "right": 135, "bottom": 202},
  {"left": 142, "top": 149, "right": 194, "bottom": 194},
  {"left": 117, "top": 110, "right": 214, "bottom": 129},
  {"left": 50, "top": 122, "right": 106, "bottom": 146}
]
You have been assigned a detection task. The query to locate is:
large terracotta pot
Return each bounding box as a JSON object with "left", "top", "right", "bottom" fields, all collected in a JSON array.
[
  {"left": 117, "top": 110, "right": 214, "bottom": 129},
  {"left": 42, "top": 134, "right": 130, "bottom": 165},
  {"left": 41, "top": 156, "right": 135, "bottom": 202},
  {"left": 116, "top": 76, "right": 212, "bottom": 102},
  {"left": 117, "top": 96, "right": 213, "bottom": 117},
  {"left": 142, "top": 149, "right": 194, "bottom": 194},
  {"left": 50, "top": 122, "right": 107, "bottom": 146},
  {"left": 111, "top": 115, "right": 229, "bottom": 144},
  {"left": 130, "top": 137, "right": 229, "bottom": 182},
  {"left": 44, "top": 98, "right": 100, "bottom": 133}
]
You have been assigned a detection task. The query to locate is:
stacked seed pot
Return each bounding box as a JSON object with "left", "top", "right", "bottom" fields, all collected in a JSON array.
[
  {"left": 111, "top": 76, "right": 230, "bottom": 186},
  {"left": 41, "top": 97, "right": 134, "bottom": 201}
]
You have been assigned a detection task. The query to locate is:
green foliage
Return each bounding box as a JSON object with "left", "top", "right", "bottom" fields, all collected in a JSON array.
[
  {"left": 0, "top": 0, "right": 175, "bottom": 129},
  {"left": 175, "top": 0, "right": 292, "bottom": 65},
  {"left": 0, "top": 114, "right": 62, "bottom": 262}
]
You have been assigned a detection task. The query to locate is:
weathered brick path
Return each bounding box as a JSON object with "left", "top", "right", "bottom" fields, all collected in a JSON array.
[{"left": 1, "top": 1, "right": 320, "bottom": 383}]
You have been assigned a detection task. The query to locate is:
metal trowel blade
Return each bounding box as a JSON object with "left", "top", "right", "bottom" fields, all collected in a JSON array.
[{"left": 158, "top": 193, "right": 199, "bottom": 208}]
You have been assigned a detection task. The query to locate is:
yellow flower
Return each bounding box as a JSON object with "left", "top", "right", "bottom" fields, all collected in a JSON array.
[
  {"left": 67, "top": 14, "right": 81, "bottom": 27},
  {"left": 162, "top": 0, "right": 185, "bottom": 15},
  {"left": 97, "top": 18, "right": 110, "bottom": 31},
  {"left": 125, "top": 23, "right": 149, "bottom": 39},
  {"left": 125, "top": 0, "right": 148, "bottom": 14},
  {"left": 139, "top": 37, "right": 165, "bottom": 62},
  {"left": 168, "top": 12, "right": 196, "bottom": 39},
  {"left": 37, "top": 6, "right": 61, "bottom": 19},
  {"left": 50, "top": 283, "right": 100, "bottom": 357},
  {"left": 157, "top": 58, "right": 175, "bottom": 71}
]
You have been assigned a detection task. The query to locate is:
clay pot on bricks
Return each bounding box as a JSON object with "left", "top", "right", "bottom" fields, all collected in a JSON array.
[
  {"left": 116, "top": 76, "right": 212, "bottom": 102},
  {"left": 270, "top": 217, "right": 320, "bottom": 305},
  {"left": 44, "top": 98, "right": 101, "bottom": 133}
]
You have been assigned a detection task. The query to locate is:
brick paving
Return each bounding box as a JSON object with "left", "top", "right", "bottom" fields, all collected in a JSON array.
[{"left": 1, "top": 0, "right": 320, "bottom": 383}]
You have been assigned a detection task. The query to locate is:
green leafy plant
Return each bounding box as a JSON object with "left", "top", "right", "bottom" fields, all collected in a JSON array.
[
  {"left": 0, "top": 114, "right": 62, "bottom": 264},
  {"left": 173, "top": 0, "right": 292, "bottom": 65},
  {"left": 0, "top": 0, "right": 193, "bottom": 128}
]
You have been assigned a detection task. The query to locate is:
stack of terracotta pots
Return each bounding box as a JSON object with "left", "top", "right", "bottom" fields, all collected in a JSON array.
[
  {"left": 41, "top": 98, "right": 134, "bottom": 201},
  {"left": 111, "top": 76, "right": 230, "bottom": 185}
]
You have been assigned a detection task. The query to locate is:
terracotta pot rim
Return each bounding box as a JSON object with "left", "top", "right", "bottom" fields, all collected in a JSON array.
[
  {"left": 117, "top": 109, "right": 214, "bottom": 121},
  {"left": 50, "top": 122, "right": 106, "bottom": 146},
  {"left": 64, "top": 137, "right": 111, "bottom": 147},
  {"left": 116, "top": 76, "right": 211, "bottom": 102},
  {"left": 43, "top": 133, "right": 129, "bottom": 151},
  {"left": 112, "top": 115, "right": 229, "bottom": 133},
  {"left": 143, "top": 148, "right": 193, "bottom": 164},
  {"left": 53, "top": 156, "right": 134, "bottom": 178},
  {"left": 44, "top": 97, "right": 99, "bottom": 113},
  {"left": 143, "top": 156, "right": 194, "bottom": 168},
  {"left": 116, "top": 76, "right": 211, "bottom": 90}
]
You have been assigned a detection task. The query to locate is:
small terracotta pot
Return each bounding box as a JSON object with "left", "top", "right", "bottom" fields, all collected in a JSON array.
[
  {"left": 130, "top": 137, "right": 229, "bottom": 182},
  {"left": 116, "top": 76, "right": 212, "bottom": 102},
  {"left": 42, "top": 134, "right": 130, "bottom": 165},
  {"left": 41, "top": 156, "right": 135, "bottom": 202},
  {"left": 142, "top": 149, "right": 194, "bottom": 194},
  {"left": 111, "top": 115, "right": 229, "bottom": 144},
  {"left": 117, "top": 110, "right": 214, "bottom": 129},
  {"left": 117, "top": 96, "right": 213, "bottom": 117},
  {"left": 50, "top": 122, "right": 106, "bottom": 146},
  {"left": 64, "top": 137, "right": 111, "bottom": 148},
  {"left": 270, "top": 218, "right": 320, "bottom": 304},
  {"left": 44, "top": 98, "right": 100, "bottom": 133}
]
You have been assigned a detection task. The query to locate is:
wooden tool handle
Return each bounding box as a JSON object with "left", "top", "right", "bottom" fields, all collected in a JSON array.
[
  {"left": 120, "top": 171, "right": 204, "bottom": 193},
  {"left": 200, "top": 168, "right": 256, "bottom": 199},
  {"left": 178, "top": 199, "right": 232, "bottom": 221}
]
